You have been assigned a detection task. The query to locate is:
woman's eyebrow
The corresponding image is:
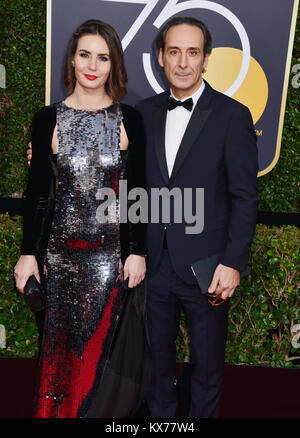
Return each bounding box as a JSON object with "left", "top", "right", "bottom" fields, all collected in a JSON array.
[{"left": 78, "top": 49, "right": 110, "bottom": 56}]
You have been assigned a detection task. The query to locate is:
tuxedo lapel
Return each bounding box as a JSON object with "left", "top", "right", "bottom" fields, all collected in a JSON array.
[
  {"left": 169, "top": 81, "right": 213, "bottom": 183},
  {"left": 153, "top": 97, "right": 169, "bottom": 186}
]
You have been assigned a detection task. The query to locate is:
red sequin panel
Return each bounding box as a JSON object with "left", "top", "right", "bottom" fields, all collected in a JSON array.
[{"left": 35, "top": 285, "right": 120, "bottom": 418}]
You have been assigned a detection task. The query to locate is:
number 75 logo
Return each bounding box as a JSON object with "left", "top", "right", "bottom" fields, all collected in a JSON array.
[{"left": 101, "top": 0, "right": 252, "bottom": 98}]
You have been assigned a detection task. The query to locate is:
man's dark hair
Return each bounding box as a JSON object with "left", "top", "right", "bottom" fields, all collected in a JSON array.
[{"left": 155, "top": 16, "right": 212, "bottom": 56}]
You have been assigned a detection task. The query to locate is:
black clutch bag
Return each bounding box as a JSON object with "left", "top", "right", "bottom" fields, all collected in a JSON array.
[
  {"left": 24, "top": 275, "right": 46, "bottom": 312},
  {"left": 191, "top": 253, "right": 250, "bottom": 294}
]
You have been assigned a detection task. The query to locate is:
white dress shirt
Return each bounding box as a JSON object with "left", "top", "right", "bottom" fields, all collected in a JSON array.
[{"left": 165, "top": 81, "right": 205, "bottom": 177}]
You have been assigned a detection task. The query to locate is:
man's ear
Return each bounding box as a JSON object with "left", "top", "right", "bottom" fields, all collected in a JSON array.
[
  {"left": 158, "top": 48, "right": 164, "bottom": 68},
  {"left": 203, "top": 53, "right": 209, "bottom": 71}
]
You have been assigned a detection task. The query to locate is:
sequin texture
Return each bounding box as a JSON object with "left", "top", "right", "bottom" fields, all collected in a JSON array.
[{"left": 34, "top": 102, "right": 125, "bottom": 418}]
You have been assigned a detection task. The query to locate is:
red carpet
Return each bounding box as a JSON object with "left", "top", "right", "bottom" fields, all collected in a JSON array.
[
  {"left": 221, "top": 364, "right": 300, "bottom": 418},
  {"left": 0, "top": 358, "right": 299, "bottom": 418}
]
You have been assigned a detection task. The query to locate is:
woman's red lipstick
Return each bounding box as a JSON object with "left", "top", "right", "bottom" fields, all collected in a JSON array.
[{"left": 85, "top": 74, "right": 98, "bottom": 81}]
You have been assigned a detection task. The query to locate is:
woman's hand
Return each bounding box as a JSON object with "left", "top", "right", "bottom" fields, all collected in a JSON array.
[
  {"left": 14, "top": 255, "right": 40, "bottom": 294},
  {"left": 123, "top": 254, "right": 146, "bottom": 288}
]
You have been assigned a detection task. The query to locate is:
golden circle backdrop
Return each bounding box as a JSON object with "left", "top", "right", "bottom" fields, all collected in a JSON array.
[{"left": 204, "top": 47, "right": 268, "bottom": 124}]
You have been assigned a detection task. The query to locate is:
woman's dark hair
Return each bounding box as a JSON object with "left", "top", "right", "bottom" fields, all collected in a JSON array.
[
  {"left": 64, "top": 19, "right": 127, "bottom": 102},
  {"left": 155, "top": 16, "right": 212, "bottom": 56}
]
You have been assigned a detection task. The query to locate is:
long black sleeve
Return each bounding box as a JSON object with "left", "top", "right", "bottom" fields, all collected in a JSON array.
[
  {"left": 220, "top": 105, "right": 258, "bottom": 271},
  {"left": 120, "top": 104, "right": 147, "bottom": 260},
  {"left": 21, "top": 106, "right": 57, "bottom": 255}
]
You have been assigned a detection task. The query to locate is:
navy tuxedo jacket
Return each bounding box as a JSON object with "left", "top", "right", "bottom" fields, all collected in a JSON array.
[{"left": 136, "top": 81, "right": 258, "bottom": 285}]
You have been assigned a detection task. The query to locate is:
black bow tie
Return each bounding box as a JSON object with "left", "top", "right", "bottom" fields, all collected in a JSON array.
[{"left": 167, "top": 96, "right": 193, "bottom": 112}]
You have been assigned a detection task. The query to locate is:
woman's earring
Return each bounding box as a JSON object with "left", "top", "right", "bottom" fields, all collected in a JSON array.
[{"left": 71, "top": 61, "right": 75, "bottom": 68}]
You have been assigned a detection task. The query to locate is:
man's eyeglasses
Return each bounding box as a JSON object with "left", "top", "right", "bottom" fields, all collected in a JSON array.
[{"left": 206, "top": 292, "right": 227, "bottom": 306}]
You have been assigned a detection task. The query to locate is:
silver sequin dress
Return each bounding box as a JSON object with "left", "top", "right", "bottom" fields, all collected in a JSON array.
[{"left": 35, "top": 102, "right": 126, "bottom": 418}]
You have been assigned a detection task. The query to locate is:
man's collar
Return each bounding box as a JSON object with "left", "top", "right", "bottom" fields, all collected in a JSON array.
[{"left": 170, "top": 80, "right": 206, "bottom": 106}]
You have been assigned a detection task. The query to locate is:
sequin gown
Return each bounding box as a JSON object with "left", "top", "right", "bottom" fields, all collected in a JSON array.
[{"left": 34, "top": 102, "right": 128, "bottom": 418}]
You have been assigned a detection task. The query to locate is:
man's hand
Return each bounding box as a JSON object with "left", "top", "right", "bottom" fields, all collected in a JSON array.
[
  {"left": 27, "top": 142, "right": 32, "bottom": 166},
  {"left": 208, "top": 264, "right": 240, "bottom": 300}
]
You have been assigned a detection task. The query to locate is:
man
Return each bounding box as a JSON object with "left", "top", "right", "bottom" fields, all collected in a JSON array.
[
  {"left": 26, "top": 16, "right": 258, "bottom": 418},
  {"left": 135, "top": 16, "right": 258, "bottom": 418}
]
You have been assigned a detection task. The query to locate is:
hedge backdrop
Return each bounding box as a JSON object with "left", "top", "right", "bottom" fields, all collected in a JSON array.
[{"left": 0, "top": 1, "right": 299, "bottom": 366}]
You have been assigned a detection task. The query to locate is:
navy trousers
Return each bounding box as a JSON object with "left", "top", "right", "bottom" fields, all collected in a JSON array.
[{"left": 146, "top": 249, "right": 229, "bottom": 418}]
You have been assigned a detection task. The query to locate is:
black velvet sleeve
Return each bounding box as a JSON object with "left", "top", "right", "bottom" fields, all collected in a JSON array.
[
  {"left": 120, "top": 103, "right": 147, "bottom": 260},
  {"left": 21, "top": 106, "right": 57, "bottom": 255}
]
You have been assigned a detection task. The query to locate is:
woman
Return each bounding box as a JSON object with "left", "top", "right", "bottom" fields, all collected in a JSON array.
[{"left": 14, "top": 19, "right": 150, "bottom": 418}]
